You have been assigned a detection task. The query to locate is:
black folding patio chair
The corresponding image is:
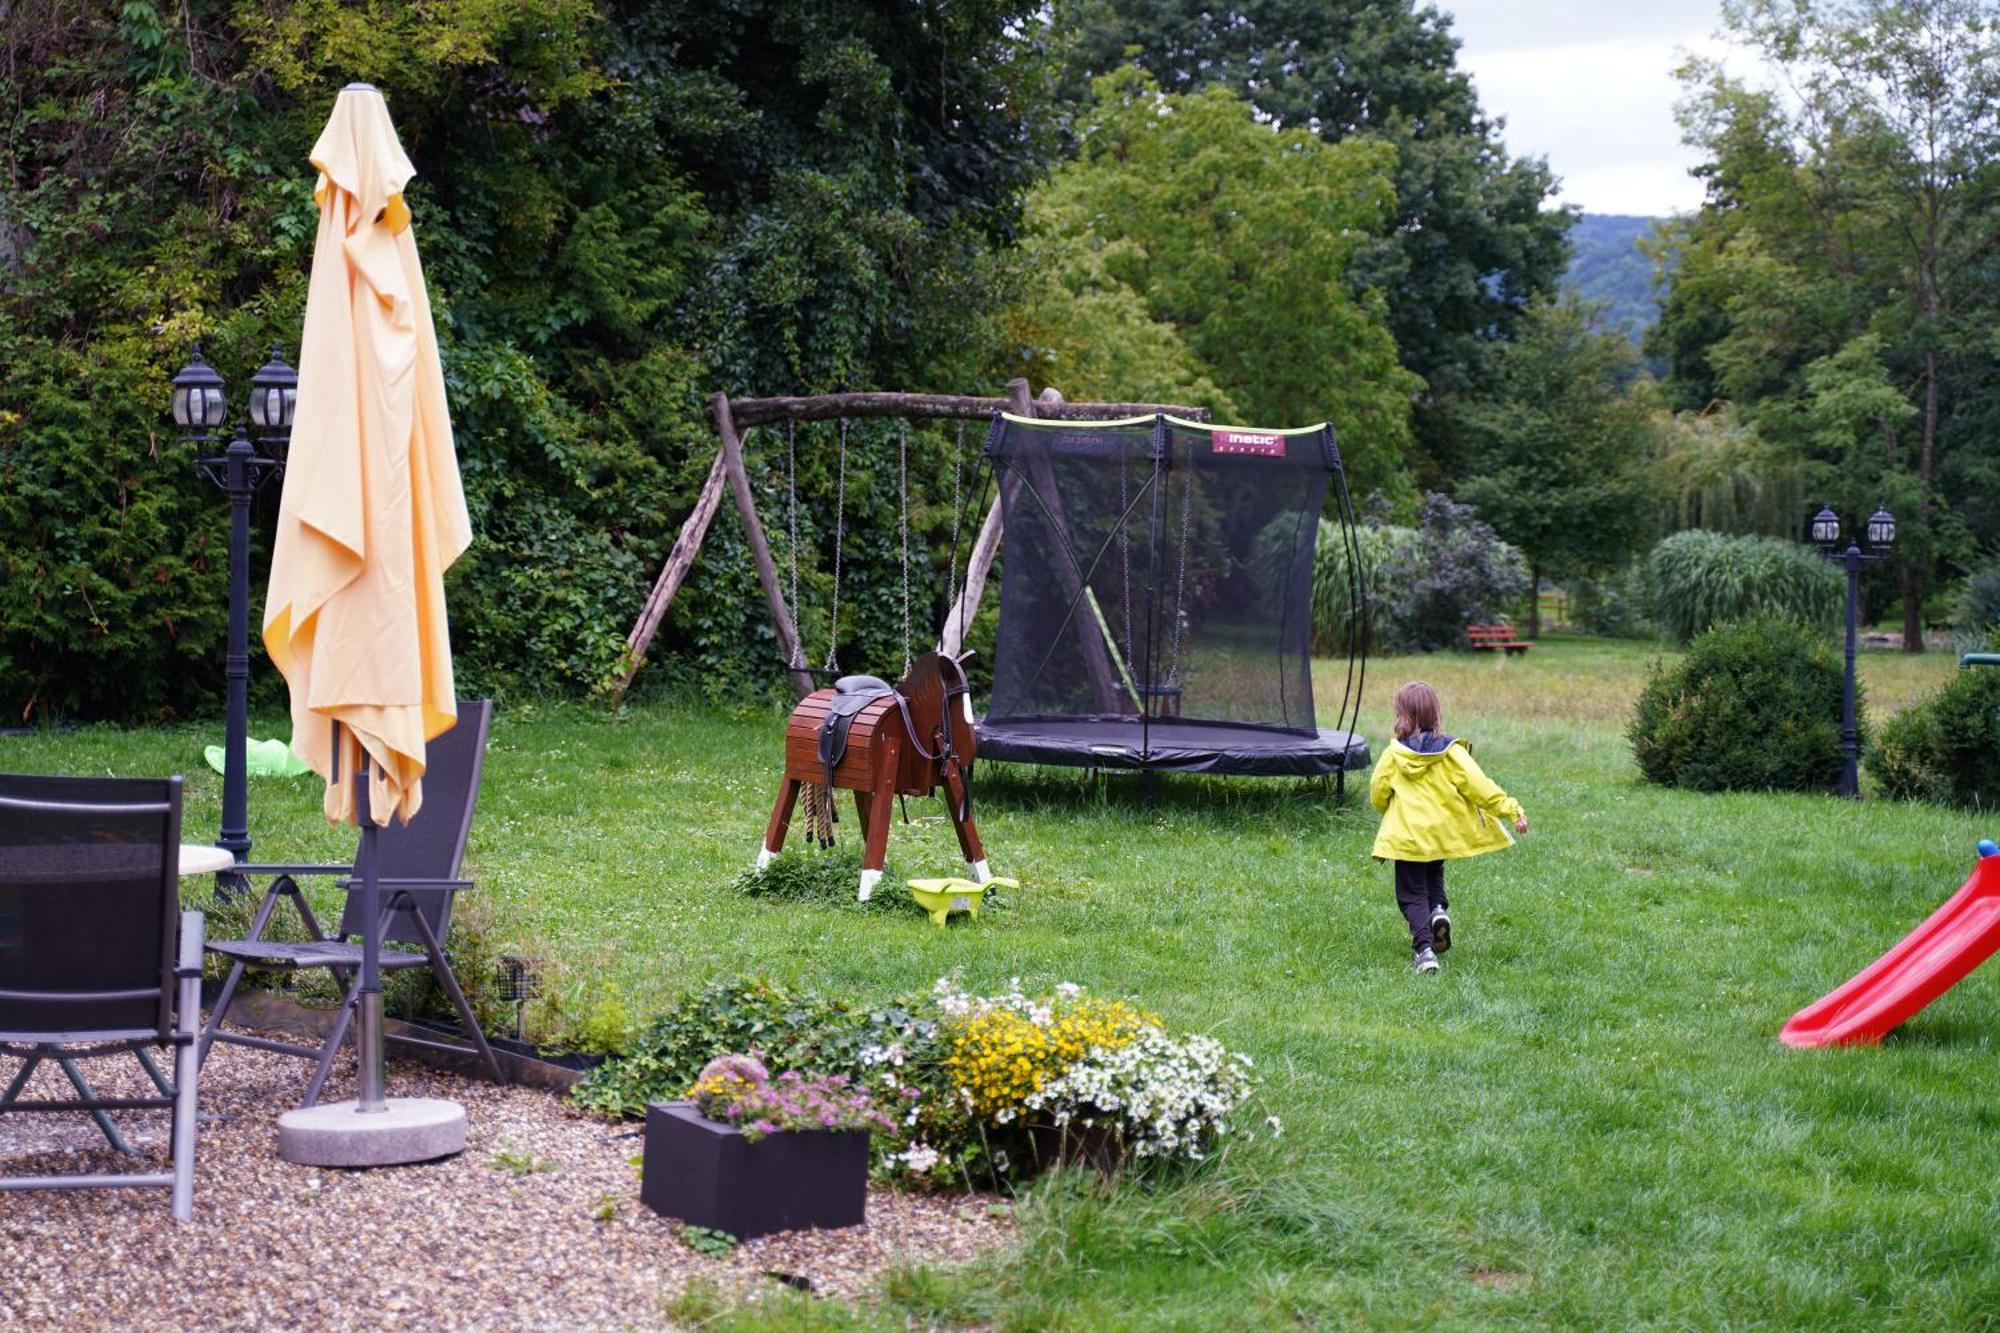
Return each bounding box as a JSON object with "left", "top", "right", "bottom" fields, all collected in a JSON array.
[
  {"left": 198, "top": 701, "right": 503, "bottom": 1106},
  {"left": 0, "top": 774, "right": 204, "bottom": 1222}
]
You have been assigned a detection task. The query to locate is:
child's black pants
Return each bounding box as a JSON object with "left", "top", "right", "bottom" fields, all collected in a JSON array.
[{"left": 1394, "top": 859, "right": 1448, "bottom": 952}]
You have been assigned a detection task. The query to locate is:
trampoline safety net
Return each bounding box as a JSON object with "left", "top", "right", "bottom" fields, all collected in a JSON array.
[{"left": 976, "top": 414, "right": 1369, "bottom": 777}]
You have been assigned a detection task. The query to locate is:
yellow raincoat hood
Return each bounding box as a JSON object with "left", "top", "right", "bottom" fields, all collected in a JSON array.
[
  {"left": 264, "top": 84, "right": 470, "bottom": 828},
  {"left": 1369, "top": 736, "right": 1523, "bottom": 862}
]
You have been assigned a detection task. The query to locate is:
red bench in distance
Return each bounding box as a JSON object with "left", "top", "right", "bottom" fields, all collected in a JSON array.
[{"left": 1466, "top": 623, "right": 1532, "bottom": 655}]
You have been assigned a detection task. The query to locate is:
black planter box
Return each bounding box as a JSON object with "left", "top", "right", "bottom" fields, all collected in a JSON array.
[{"left": 639, "top": 1101, "right": 869, "bottom": 1239}]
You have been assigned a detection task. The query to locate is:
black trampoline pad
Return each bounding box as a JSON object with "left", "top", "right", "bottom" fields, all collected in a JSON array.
[{"left": 976, "top": 717, "right": 1370, "bottom": 777}]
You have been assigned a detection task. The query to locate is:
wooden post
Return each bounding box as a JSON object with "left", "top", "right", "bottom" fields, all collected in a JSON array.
[
  {"left": 714, "top": 392, "right": 816, "bottom": 698},
  {"left": 941, "top": 501, "right": 1002, "bottom": 658},
  {"left": 612, "top": 447, "right": 731, "bottom": 704}
]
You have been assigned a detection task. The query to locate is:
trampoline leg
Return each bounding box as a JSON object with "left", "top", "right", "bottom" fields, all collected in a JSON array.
[
  {"left": 967, "top": 858, "right": 993, "bottom": 884},
  {"left": 1143, "top": 770, "right": 1157, "bottom": 809}
]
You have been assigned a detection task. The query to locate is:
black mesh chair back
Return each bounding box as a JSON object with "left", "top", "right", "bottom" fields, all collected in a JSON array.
[
  {"left": 334, "top": 700, "right": 492, "bottom": 947},
  {"left": 0, "top": 775, "right": 183, "bottom": 1042}
]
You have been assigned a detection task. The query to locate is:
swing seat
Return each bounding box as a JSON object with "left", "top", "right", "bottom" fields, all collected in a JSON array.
[{"left": 906, "top": 876, "right": 1017, "bottom": 928}]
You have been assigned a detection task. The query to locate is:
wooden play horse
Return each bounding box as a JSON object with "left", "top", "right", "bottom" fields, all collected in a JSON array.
[{"left": 758, "top": 652, "right": 990, "bottom": 900}]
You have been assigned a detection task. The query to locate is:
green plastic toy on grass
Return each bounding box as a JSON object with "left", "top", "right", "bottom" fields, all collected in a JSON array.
[
  {"left": 905, "top": 876, "right": 1018, "bottom": 928},
  {"left": 202, "top": 737, "right": 312, "bottom": 778}
]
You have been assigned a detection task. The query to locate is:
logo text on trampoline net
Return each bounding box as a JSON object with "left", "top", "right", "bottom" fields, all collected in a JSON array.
[{"left": 1212, "top": 430, "right": 1285, "bottom": 457}]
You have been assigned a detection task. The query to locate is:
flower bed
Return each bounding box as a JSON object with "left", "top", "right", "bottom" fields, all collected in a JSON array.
[{"left": 575, "top": 975, "right": 1271, "bottom": 1190}]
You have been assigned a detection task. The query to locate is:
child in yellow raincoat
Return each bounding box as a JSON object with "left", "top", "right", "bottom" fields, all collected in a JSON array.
[{"left": 1370, "top": 681, "right": 1527, "bottom": 973}]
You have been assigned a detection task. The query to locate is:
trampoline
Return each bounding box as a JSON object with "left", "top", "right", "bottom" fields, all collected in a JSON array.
[{"left": 974, "top": 413, "right": 1369, "bottom": 783}]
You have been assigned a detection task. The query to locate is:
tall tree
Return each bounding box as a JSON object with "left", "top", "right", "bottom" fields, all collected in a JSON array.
[
  {"left": 1659, "top": 0, "right": 2000, "bottom": 650},
  {"left": 1012, "top": 68, "right": 1419, "bottom": 494},
  {"left": 1051, "top": 0, "right": 1572, "bottom": 480},
  {"left": 1458, "top": 299, "right": 1657, "bottom": 636}
]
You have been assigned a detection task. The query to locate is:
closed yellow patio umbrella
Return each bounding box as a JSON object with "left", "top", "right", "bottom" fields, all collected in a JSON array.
[
  {"left": 265, "top": 82, "right": 469, "bottom": 828},
  {"left": 263, "top": 84, "right": 471, "bottom": 1154}
]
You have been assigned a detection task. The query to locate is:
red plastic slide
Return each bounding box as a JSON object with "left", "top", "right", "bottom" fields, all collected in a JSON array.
[{"left": 1781, "top": 845, "right": 2000, "bottom": 1047}]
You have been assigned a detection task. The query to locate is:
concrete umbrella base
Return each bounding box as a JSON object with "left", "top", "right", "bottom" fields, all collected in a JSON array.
[{"left": 277, "top": 1097, "right": 468, "bottom": 1167}]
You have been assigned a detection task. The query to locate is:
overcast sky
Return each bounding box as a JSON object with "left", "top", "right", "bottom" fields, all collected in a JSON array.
[{"left": 1435, "top": 0, "right": 1735, "bottom": 217}]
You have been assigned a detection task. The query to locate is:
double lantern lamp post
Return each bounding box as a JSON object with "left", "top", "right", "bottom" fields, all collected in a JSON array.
[
  {"left": 1811, "top": 504, "right": 1897, "bottom": 799},
  {"left": 170, "top": 345, "right": 298, "bottom": 861}
]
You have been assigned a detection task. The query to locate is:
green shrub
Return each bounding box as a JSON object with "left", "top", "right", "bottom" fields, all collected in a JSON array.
[
  {"left": 568, "top": 976, "right": 887, "bottom": 1120},
  {"left": 1956, "top": 563, "right": 2000, "bottom": 637},
  {"left": 1311, "top": 520, "right": 1407, "bottom": 654},
  {"left": 1629, "top": 614, "right": 1852, "bottom": 793},
  {"left": 735, "top": 848, "right": 916, "bottom": 912},
  {"left": 1568, "top": 563, "right": 1655, "bottom": 638},
  {"left": 1379, "top": 494, "right": 1531, "bottom": 653},
  {"left": 1643, "top": 530, "right": 1843, "bottom": 644},
  {"left": 1311, "top": 496, "right": 1528, "bottom": 655},
  {"left": 1866, "top": 667, "right": 2000, "bottom": 807}
]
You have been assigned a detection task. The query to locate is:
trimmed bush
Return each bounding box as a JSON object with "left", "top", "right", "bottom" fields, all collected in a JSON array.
[
  {"left": 1629, "top": 614, "right": 1853, "bottom": 792},
  {"left": 1867, "top": 667, "right": 2000, "bottom": 808},
  {"left": 1644, "top": 530, "right": 1843, "bottom": 644}
]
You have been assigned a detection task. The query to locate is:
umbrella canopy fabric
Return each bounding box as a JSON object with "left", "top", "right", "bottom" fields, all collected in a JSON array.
[{"left": 264, "top": 84, "right": 470, "bottom": 828}]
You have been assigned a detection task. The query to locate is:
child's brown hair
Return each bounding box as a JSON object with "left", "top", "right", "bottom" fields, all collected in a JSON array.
[{"left": 1393, "top": 681, "right": 1442, "bottom": 741}]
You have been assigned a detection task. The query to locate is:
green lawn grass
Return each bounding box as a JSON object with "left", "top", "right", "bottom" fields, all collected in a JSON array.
[{"left": 7, "top": 637, "right": 1996, "bottom": 1328}]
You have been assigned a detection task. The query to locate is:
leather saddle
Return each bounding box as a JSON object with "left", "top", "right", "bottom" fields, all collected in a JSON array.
[{"left": 817, "top": 674, "right": 896, "bottom": 796}]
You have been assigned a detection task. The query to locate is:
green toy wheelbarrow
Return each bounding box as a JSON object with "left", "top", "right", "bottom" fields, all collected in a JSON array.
[{"left": 905, "top": 876, "right": 1018, "bottom": 928}]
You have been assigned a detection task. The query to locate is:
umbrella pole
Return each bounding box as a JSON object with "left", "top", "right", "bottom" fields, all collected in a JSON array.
[
  {"left": 352, "top": 740, "right": 387, "bottom": 1113},
  {"left": 278, "top": 714, "right": 465, "bottom": 1165}
]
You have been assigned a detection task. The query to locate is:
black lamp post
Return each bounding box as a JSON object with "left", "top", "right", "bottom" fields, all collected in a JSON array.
[
  {"left": 1812, "top": 504, "right": 1897, "bottom": 798},
  {"left": 171, "top": 344, "right": 296, "bottom": 860}
]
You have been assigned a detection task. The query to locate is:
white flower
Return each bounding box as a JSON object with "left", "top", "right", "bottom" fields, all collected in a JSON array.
[{"left": 896, "top": 1142, "right": 941, "bottom": 1174}]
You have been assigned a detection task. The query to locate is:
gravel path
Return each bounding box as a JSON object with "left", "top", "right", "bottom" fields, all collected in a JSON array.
[{"left": 0, "top": 1036, "right": 1012, "bottom": 1330}]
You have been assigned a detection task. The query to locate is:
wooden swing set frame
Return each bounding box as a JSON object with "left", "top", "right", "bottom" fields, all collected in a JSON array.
[{"left": 611, "top": 379, "right": 1210, "bottom": 703}]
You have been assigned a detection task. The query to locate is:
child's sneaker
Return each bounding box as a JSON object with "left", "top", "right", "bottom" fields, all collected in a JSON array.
[
  {"left": 1430, "top": 908, "right": 1452, "bottom": 954},
  {"left": 1412, "top": 946, "right": 1440, "bottom": 974}
]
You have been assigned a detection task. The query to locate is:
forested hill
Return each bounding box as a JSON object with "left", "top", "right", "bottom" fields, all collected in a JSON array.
[{"left": 1564, "top": 213, "right": 1660, "bottom": 343}]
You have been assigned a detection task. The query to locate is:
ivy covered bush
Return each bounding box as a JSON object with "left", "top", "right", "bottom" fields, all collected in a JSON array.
[
  {"left": 1643, "top": 530, "right": 1843, "bottom": 645},
  {"left": 1628, "top": 614, "right": 1852, "bottom": 793},
  {"left": 1867, "top": 666, "right": 2000, "bottom": 808},
  {"left": 1, "top": 0, "right": 1046, "bottom": 720}
]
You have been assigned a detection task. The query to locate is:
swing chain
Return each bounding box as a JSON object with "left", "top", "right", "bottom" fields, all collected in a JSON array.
[
  {"left": 785, "top": 419, "right": 803, "bottom": 670},
  {"left": 825, "top": 417, "right": 848, "bottom": 672},
  {"left": 946, "top": 420, "right": 965, "bottom": 614},
  {"left": 899, "top": 419, "right": 913, "bottom": 677}
]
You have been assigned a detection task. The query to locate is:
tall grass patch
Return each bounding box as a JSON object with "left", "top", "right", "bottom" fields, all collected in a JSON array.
[{"left": 1645, "top": 529, "right": 1842, "bottom": 644}]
